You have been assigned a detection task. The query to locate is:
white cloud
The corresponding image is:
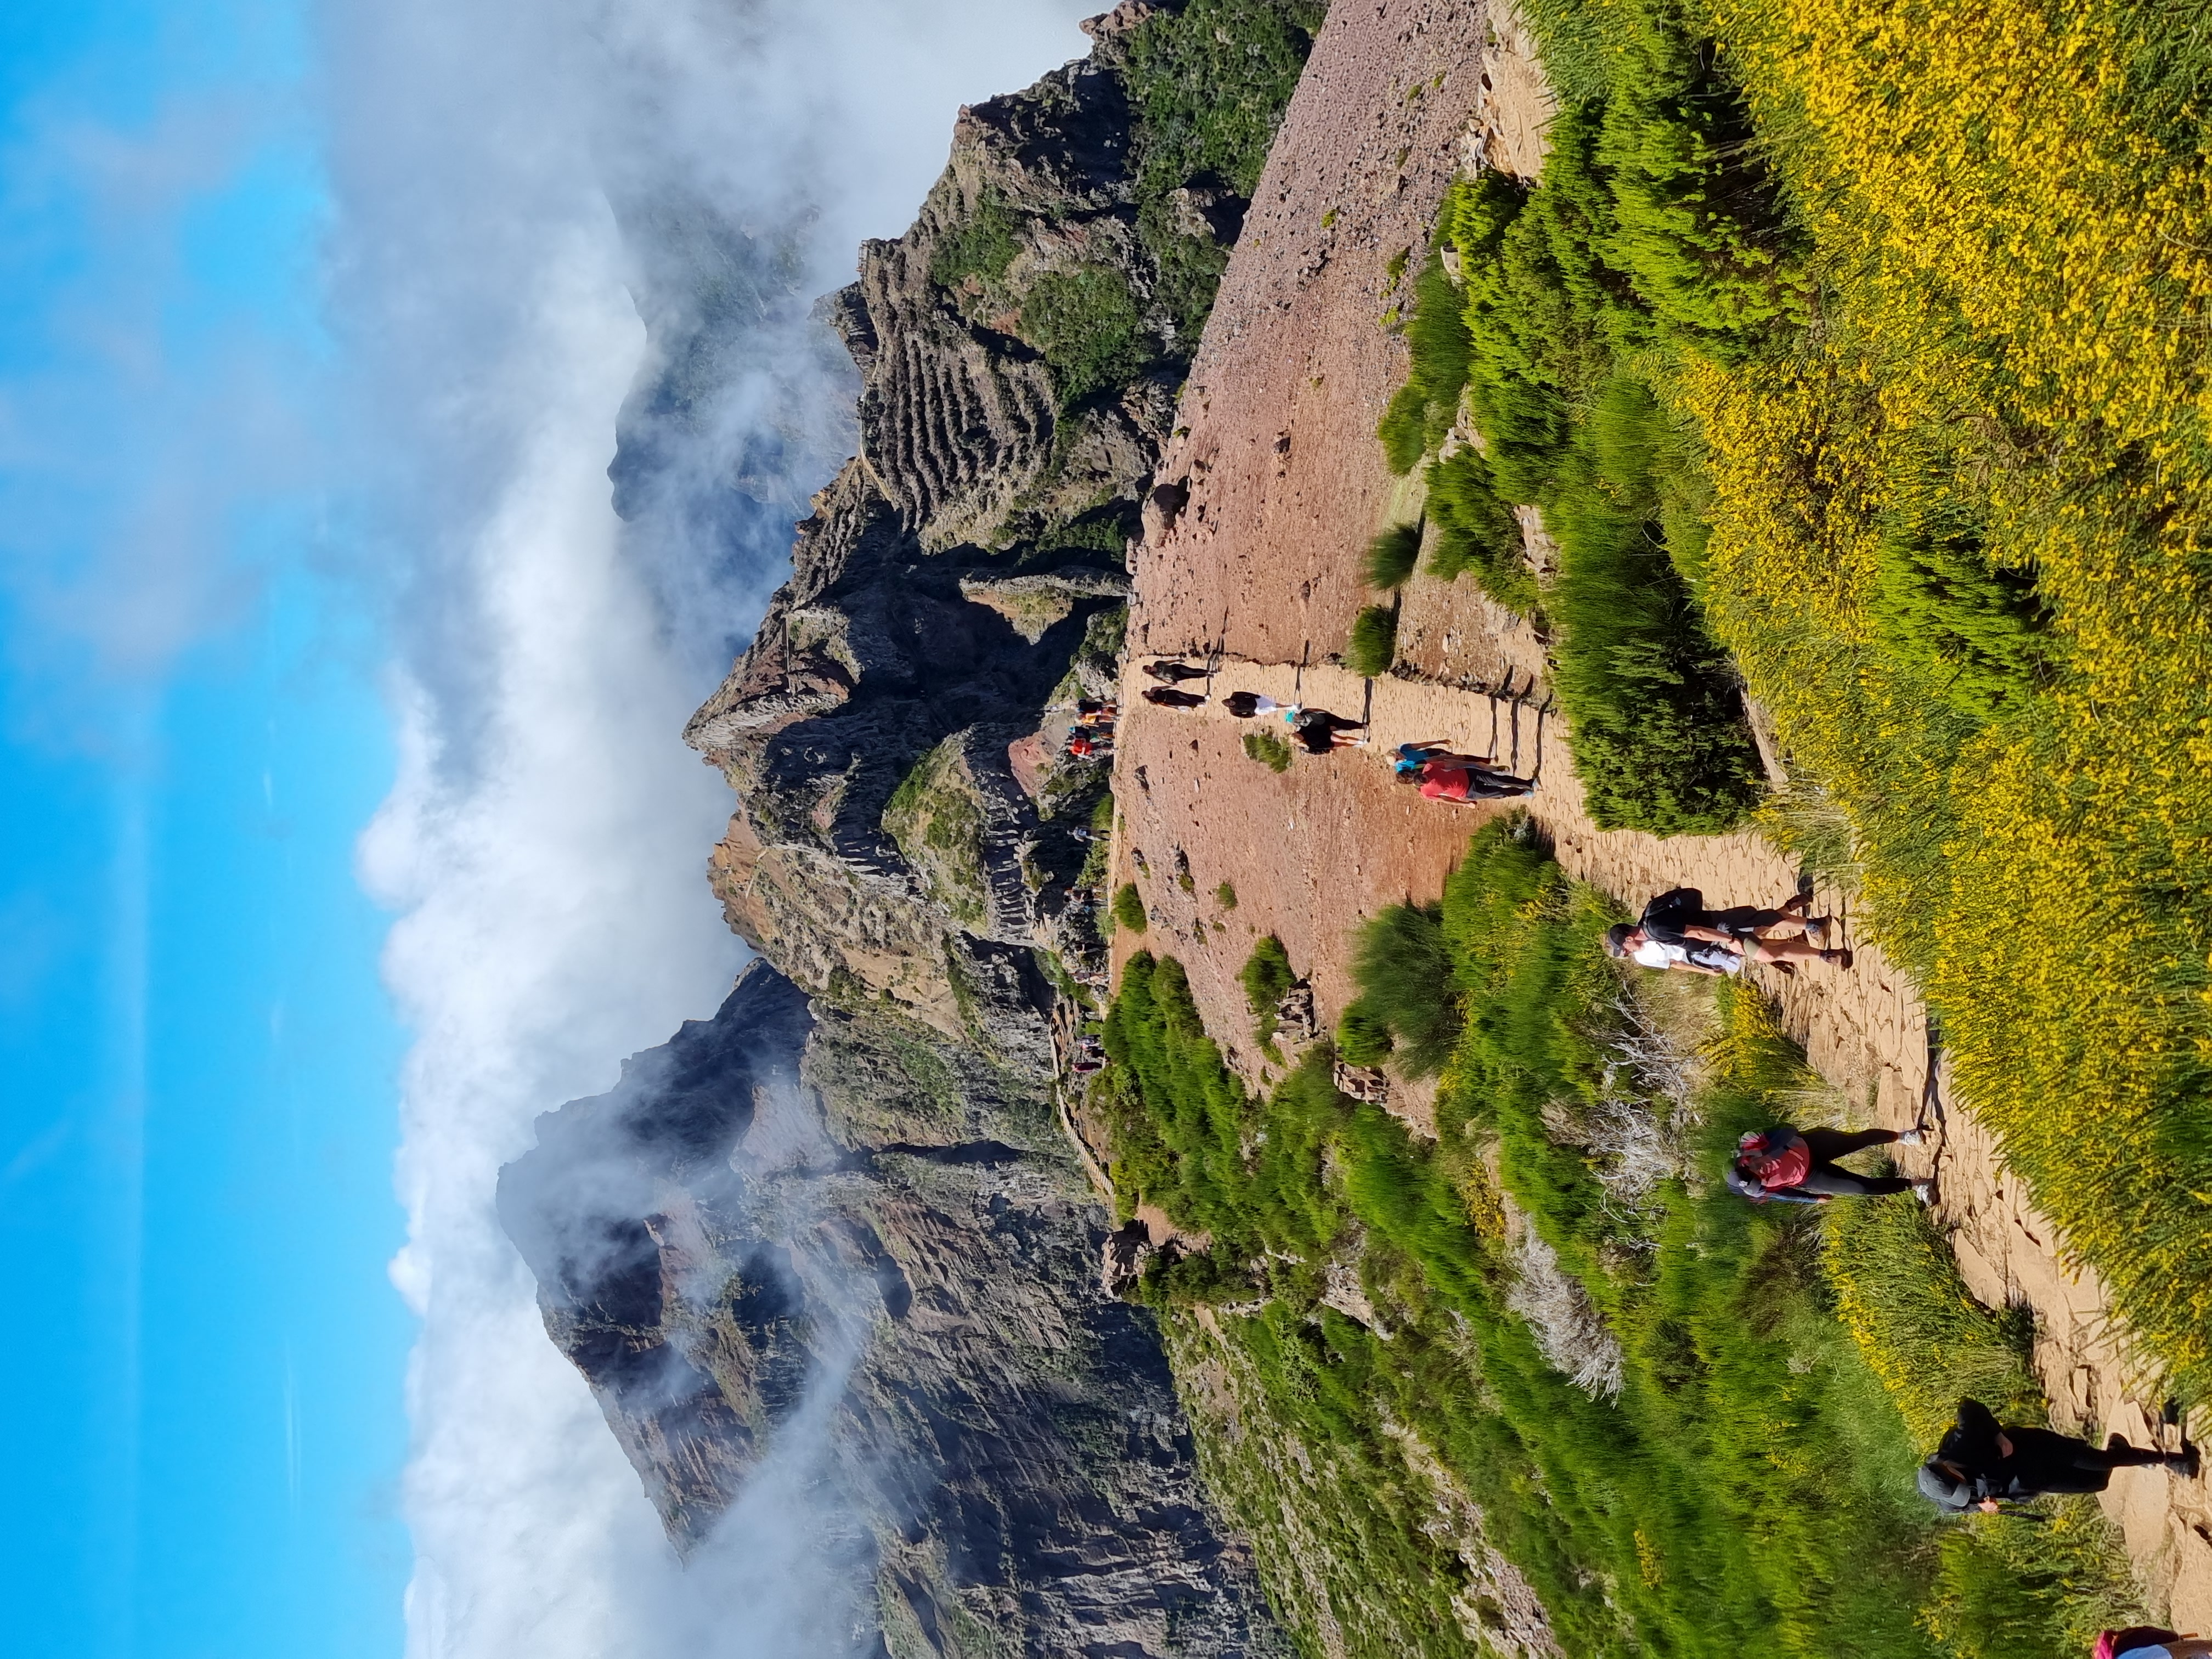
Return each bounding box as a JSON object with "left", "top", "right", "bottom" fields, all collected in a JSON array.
[{"left": 332, "top": 1, "right": 1098, "bottom": 1654}]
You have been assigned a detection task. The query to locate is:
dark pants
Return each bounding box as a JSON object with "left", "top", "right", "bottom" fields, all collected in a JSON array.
[
  {"left": 2004, "top": 1428, "right": 2170, "bottom": 1496},
  {"left": 1462, "top": 770, "right": 1536, "bottom": 799},
  {"left": 1793, "top": 1127, "right": 1914, "bottom": 1198}
]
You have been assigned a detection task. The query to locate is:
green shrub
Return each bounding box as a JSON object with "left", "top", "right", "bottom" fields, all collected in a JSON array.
[
  {"left": 1021, "top": 266, "right": 1152, "bottom": 410},
  {"left": 1215, "top": 880, "right": 1238, "bottom": 910},
  {"left": 1595, "top": 28, "right": 1810, "bottom": 364},
  {"left": 1533, "top": 374, "right": 1762, "bottom": 833},
  {"left": 1113, "top": 882, "right": 1149, "bottom": 934},
  {"left": 1924, "top": 1506, "right": 2146, "bottom": 1659},
  {"left": 1121, "top": 0, "right": 1325, "bottom": 342},
  {"left": 1334, "top": 999, "right": 1395, "bottom": 1066},
  {"left": 1363, "top": 522, "right": 1423, "bottom": 590},
  {"left": 1376, "top": 251, "right": 1475, "bottom": 473},
  {"left": 1346, "top": 604, "right": 1400, "bottom": 678},
  {"left": 1425, "top": 448, "right": 1541, "bottom": 613},
  {"left": 930, "top": 188, "right": 1024, "bottom": 294},
  {"left": 1240, "top": 935, "right": 1297, "bottom": 1051},
  {"left": 1348, "top": 902, "right": 1459, "bottom": 1077},
  {"left": 1243, "top": 729, "right": 1293, "bottom": 771},
  {"left": 1822, "top": 1196, "right": 2044, "bottom": 1444},
  {"left": 1544, "top": 462, "right": 1764, "bottom": 832},
  {"left": 1872, "top": 519, "right": 2058, "bottom": 721}
]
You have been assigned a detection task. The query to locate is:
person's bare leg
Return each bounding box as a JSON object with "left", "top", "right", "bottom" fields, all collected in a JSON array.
[{"left": 1747, "top": 936, "right": 1850, "bottom": 967}]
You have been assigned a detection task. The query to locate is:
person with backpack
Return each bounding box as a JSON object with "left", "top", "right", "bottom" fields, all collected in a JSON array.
[
  {"left": 1604, "top": 920, "right": 1851, "bottom": 975},
  {"left": 1283, "top": 706, "right": 1367, "bottom": 753},
  {"left": 1726, "top": 1123, "right": 1931, "bottom": 1204},
  {"left": 1397, "top": 756, "right": 1536, "bottom": 802},
  {"left": 1917, "top": 1397, "right": 2198, "bottom": 1514},
  {"left": 1639, "top": 884, "right": 1835, "bottom": 951},
  {"left": 2094, "top": 1630, "right": 2212, "bottom": 1659}
]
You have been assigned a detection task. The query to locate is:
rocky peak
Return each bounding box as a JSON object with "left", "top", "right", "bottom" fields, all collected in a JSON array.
[{"left": 501, "top": 960, "right": 1289, "bottom": 1655}]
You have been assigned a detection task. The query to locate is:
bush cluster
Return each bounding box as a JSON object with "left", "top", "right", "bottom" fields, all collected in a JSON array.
[
  {"left": 1098, "top": 822, "right": 2139, "bottom": 1658},
  {"left": 1238, "top": 935, "right": 1296, "bottom": 1054}
]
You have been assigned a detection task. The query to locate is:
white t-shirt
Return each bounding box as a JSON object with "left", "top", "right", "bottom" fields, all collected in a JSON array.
[{"left": 1633, "top": 939, "right": 1741, "bottom": 975}]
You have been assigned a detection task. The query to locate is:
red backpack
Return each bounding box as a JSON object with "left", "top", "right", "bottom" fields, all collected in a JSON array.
[
  {"left": 1740, "top": 1130, "right": 1812, "bottom": 1190},
  {"left": 2095, "top": 1628, "right": 2180, "bottom": 1659}
]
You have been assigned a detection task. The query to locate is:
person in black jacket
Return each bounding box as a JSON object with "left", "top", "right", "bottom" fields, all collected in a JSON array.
[
  {"left": 1142, "top": 661, "right": 1209, "bottom": 684},
  {"left": 1918, "top": 1398, "right": 2197, "bottom": 1513},
  {"left": 1142, "top": 686, "right": 1207, "bottom": 710}
]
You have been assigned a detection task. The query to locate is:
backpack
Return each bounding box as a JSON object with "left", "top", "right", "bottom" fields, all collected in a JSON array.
[
  {"left": 1739, "top": 1128, "right": 1812, "bottom": 1190},
  {"left": 1734, "top": 1132, "right": 1805, "bottom": 1194},
  {"left": 1639, "top": 888, "right": 1706, "bottom": 946},
  {"left": 2096, "top": 1629, "right": 2180, "bottom": 1659}
]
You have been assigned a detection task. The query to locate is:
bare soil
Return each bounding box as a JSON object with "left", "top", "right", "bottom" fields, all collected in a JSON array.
[{"left": 1109, "top": 0, "right": 2212, "bottom": 1620}]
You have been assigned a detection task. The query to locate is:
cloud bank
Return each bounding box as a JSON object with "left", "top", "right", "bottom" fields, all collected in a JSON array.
[{"left": 327, "top": 1, "right": 1095, "bottom": 1654}]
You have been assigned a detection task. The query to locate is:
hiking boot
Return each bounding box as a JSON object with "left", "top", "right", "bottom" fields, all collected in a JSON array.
[
  {"left": 1822, "top": 949, "right": 1855, "bottom": 970},
  {"left": 1912, "top": 1181, "right": 1936, "bottom": 1205},
  {"left": 2171, "top": 1445, "right": 2202, "bottom": 1480},
  {"left": 1803, "top": 917, "right": 1834, "bottom": 947},
  {"left": 1898, "top": 1128, "right": 1925, "bottom": 1147}
]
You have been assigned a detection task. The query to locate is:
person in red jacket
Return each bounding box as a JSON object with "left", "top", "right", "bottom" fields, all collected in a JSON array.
[{"left": 1727, "top": 1124, "right": 1930, "bottom": 1204}]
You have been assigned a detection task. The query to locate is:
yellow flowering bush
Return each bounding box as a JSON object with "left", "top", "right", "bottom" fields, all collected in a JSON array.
[{"left": 1664, "top": 0, "right": 2212, "bottom": 1392}]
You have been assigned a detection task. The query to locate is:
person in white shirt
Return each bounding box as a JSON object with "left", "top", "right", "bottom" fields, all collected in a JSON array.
[{"left": 1604, "top": 922, "right": 1851, "bottom": 975}]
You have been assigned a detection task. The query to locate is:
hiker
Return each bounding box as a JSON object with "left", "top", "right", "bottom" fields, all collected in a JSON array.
[
  {"left": 2095, "top": 1630, "right": 2212, "bottom": 1659},
  {"left": 1066, "top": 731, "right": 1110, "bottom": 760},
  {"left": 1222, "top": 691, "right": 1286, "bottom": 718},
  {"left": 1402, "top": 758, "right": 1536, "bottom": 802},
  {"left": 1142, "top": 661, "right": 1209, "bottom": 684},
  {"left": 1641, "top": 884, "right": 1833, "bottom": 950},
  {"left": 1392, "top": 742, "right": 1532, "bottom": 795},
  {"left": 1073, "top": 698, "right": 1117, "bottom": 726},
  {"left": 1142, "top": 686, "right": 1207, "bottom": 710},
  {"left": 1918, "top": 1398, "right": 2198, "bottom": 1514},
  {"left": 1727, "top": 1124, "right": 1930, "bottom": 1204},
  {"left": 1391, "top": 740, "right": 1488, "bottom": 773},
  {"left": 1605, "top": 921, "right": 1850, "bottom": 974},
  {"left": 1286, "top": 706, "right": 1367, "bottom": 753}
]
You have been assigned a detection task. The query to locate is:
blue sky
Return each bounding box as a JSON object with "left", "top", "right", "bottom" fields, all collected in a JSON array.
[
  {"left": 0, "top": 2, "right": 1111, "bottom": 1655},
  {"left": 0, "top": 3, "right": 410, "bottom": 1656}
]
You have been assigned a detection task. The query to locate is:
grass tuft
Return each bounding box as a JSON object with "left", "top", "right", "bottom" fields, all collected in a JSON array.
[
  {"left": 1243, "top": 728, "right": 1294, "bottom": 771},
  {"left": 1112, "top": 882, "right": 1148, "bottom": 934},
  {"left": 1345, "top": 604, "right": 1400, "bottom": 678},
  {"left": 1363, "top": 522, "right": 1423, "bottom": 590}
]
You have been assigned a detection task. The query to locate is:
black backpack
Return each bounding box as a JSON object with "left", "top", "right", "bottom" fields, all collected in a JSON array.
[{"left": 1639, "top": 888, "right": 1706, "bottom": 947}]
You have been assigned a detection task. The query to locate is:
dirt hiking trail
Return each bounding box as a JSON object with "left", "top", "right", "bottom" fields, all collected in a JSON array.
[{"left": 1103, "top": 0, "right": 2212, "bottom": 1623}]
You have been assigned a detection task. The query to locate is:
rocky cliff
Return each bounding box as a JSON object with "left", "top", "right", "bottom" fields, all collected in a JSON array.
[
  {"left": 501, "top": 4, "right": 1329, "bottom": 1654},
  {"left": 500, "top": 962, "right": 1283, "bottom": 1655}
]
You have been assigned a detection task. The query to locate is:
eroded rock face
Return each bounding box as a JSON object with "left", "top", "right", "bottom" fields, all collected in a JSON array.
[
  {"left": 505, "top": 9, "right": 1322, "bottom": 1651},
  {"left": 678, "top": 10, "right": 1322, "bottom": 1049},
  {"left": 500, "top": 962, "right": 1286, "bottom": 1657}
]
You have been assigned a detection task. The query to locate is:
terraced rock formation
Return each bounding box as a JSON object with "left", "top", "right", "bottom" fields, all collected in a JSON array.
[{"left": 501, "top": 4, "right": 1329, "bottom": 1653}]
